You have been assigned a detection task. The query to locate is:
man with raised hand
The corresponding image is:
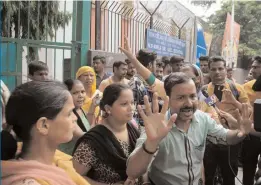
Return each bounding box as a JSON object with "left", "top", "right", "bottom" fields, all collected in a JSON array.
[{"left": 126, "top": 73, "right": 253, "bottom": 185}]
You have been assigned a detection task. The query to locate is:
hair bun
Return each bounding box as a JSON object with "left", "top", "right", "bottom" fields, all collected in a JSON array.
[{"left": 1, "top": 130, "right": 17, "bottom": 160}]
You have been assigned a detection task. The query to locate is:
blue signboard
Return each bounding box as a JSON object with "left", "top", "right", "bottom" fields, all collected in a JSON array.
[
  {"left": 196, "top": 45, "right": 207, "bottom": 66},
  {"left": 195, "top": 24, "right": 207, "bottom": 67},
  {"left": 146, "top": 29, "right": 186, "bottom": 57}
]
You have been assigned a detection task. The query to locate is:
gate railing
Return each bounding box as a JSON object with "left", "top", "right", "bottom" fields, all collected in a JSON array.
[
  {"left": 0, "top": 1, "right": 81, "bottom": 90},
  {"left": 90, "top": 1, "right": 179, "bottom": 54}
]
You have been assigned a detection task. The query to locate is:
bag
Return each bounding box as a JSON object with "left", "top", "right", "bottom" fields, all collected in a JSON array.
[
  {"left": 226, "top": 79, "right": 240, "bottom": 100},
  {"left": 202, "top": 80, "right": 240, "bottom": 101}
]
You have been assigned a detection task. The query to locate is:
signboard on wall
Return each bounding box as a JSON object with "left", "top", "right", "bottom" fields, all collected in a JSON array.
[
  {"left": 196, "top": 24, "right": 207, "bottom": 67},
  {"left": 146, "top": 29, "right": 186, "bottom": 57}
]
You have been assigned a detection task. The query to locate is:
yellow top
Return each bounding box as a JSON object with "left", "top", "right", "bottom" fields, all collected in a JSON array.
[
  {"left": 206, "top": 82, "right": 250, "bottom": 117},
  {"left": 32, "top": 151, "right": 90, "bottom": 185},
  {"left": 243, "top": 79, "right": 261, "bottom": 106},
  {"left": 51, "top": 150, "right": 90, "bottom": 185},
  {"left": 14, "top": 143, "right": 90, "bottom": 185}
]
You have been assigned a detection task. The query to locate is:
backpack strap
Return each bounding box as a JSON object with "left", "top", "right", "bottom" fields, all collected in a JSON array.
[
  {"left": 201, "top": 84, "right": 208, "bottom": 93},
  {"left": 201, "top": 83, "right": 212, "bottom": 94},
  {"left": 226, "top": 79, "right": 240, "bottom": 100}
]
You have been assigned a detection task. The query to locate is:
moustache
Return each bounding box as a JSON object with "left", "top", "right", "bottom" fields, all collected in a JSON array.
[{"left": 179, "top": 106, "right": 195, "bottom": 112}]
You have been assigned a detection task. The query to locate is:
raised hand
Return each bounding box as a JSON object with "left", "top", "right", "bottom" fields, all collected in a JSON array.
[
  {"left": 235, "top": 103, "right": 253, "bottom": 137},
  {"left": 221, "top": 89, "right": 237, "bottom": 105},
  {"left": 119, "top": 36, "right": 152, "bottom": 81},
  {"left": 119, "top": 36, "right": 136, "bottom": 61},
  {"left": 138, "top": 93, "right": 177, "bottom": 144}
]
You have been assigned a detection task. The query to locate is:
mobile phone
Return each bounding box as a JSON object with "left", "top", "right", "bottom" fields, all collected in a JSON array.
[{"left": 94, "top": 94, "right": 101, "bottom": 105}]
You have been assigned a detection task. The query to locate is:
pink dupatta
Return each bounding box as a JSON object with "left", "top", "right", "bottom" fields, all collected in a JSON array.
[{"left": 1, "top": 160, "right": 77, "bottom": 185}]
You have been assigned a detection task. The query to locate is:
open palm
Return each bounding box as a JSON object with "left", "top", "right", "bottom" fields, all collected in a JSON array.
[
  {"left": 221, "top": 89, "right": 237, "bottom": 105},
  {"left": 138, "top": 93, "right": 177, "bottom": 144},
  {"left": 235, "top": 103, "right": 253, "bottom": 137}
]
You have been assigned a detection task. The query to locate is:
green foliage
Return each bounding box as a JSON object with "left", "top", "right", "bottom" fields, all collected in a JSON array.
[
  {"left": 1, "top": 1, "right": 71, "bottom": 61},
  {"left": 207, "top": 1, "right": 261, "bottom": 56}
]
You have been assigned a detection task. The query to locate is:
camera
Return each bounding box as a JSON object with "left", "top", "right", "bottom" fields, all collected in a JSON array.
[{"left": 93, "top": 91, "right": 102, "bottom": 105}]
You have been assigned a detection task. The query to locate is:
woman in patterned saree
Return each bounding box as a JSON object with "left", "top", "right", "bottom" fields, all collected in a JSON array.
[{"left": 73, "top": 84, "right": 140, "bottom": 185}]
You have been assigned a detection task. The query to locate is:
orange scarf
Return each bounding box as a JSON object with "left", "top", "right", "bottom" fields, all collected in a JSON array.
[
  {"left": 76, "top": 66, "right": 97, "bottom": 113},
  {"left": 2, "top": 150, "right": 90, "bottom": 185},
  {"left": 2, "top": 160, "right": 76, "bottom": 185}
]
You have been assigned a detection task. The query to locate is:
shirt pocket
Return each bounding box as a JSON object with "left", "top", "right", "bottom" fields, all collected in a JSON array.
[{"left": 190, "top": 139, "right": 205, "bottom": 161}]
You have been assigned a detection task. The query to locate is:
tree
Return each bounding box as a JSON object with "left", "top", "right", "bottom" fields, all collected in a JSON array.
[
  {"left": 207, "top": 1, "right": 261, "bottom": 56},
  {"left": 1, "top": 1, "right": 71, "bottom": 61}
]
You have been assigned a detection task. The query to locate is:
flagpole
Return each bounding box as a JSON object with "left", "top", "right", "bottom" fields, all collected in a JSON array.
[{"left": 230, "top": 0, "right": 235, "bottom": 68}]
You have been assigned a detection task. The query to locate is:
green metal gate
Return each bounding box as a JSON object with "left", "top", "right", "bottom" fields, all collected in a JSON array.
[{"left": 0, "top": 1, "right": 91, "bottom": 91}]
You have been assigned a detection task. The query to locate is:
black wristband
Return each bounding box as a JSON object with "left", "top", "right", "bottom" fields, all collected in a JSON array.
[{"left": 142, "top": 142, "right": 158, "bottom": 154}]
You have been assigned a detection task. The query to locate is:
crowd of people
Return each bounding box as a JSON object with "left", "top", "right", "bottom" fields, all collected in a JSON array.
[{"left": 1, "top": 36, "right": 261, "bottom": 185}]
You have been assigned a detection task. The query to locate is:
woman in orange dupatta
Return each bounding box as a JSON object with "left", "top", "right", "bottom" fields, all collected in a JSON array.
[
  {"left": 1, "top": 80, "right": 90, "bottom": 185},
  {"left": 76, "top": 66, "right": 101, "bottom": 120}
]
